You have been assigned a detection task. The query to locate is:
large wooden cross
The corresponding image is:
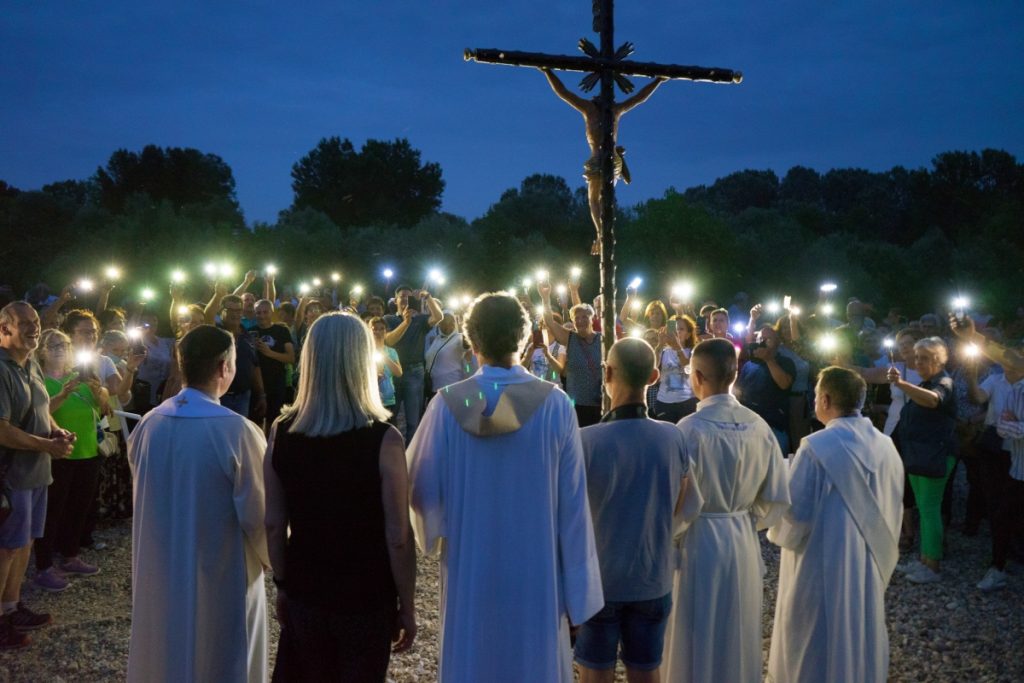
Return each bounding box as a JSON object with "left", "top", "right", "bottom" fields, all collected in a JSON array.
[{"left": 466, "top": 0, "right": 742, "bottom": 378}]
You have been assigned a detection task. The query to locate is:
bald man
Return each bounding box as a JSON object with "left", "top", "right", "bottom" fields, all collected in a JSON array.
[{"left": 576, "top": 338, "right": 689, "bottom": 683}]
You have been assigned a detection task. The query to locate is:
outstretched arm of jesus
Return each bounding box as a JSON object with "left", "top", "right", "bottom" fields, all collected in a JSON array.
[
  {"left": 615, "top": 76, "right": 666, "bottom": 116},
  {"left": 540, "top": 67, "right": 590, "bottom": 114}
]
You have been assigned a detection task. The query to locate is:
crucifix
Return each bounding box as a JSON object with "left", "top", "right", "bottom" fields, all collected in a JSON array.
[{"left": 466, "top": 0, "right": 742, "bottom": 379}]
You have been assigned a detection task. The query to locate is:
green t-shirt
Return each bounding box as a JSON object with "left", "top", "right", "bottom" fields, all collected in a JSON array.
[{"left": 45, "top": 375, "right": 99, "bottom": 460}]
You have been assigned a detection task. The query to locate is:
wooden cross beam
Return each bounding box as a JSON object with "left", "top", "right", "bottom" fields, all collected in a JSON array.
[{"left": 466, "top": 1, "right": 742, "bottom": 404}]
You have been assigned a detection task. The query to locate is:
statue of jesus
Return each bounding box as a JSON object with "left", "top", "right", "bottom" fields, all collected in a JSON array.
[{"left": 540, "top": 67, "right": 665, "bottom": 254}]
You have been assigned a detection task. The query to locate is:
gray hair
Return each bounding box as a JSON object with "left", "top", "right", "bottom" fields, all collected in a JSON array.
[
  {"left": 914, "top": 336, "right": 948, "bottom": 365},
  {"left": 279, "top": 312, "right": 390, "bottom": 436},
  {"left": 99, "top": 330, "right": 129, "bottom": 349}
]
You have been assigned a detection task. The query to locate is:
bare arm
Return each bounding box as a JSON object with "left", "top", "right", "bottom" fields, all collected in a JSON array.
[
  {"left": 897, "top": 380, "right": 941, "bottom": 409},
  {"left": 379, "top": 427, "right": 417, "bottom": 652},
  {"left": 384, "top": 312, "right": 412, "bottom": 348},
  {"left": 204, "top": 282, "right": 229, "bottom": 323},
  {"left": 40, "top": 285, "right": 74, "bottom": 331},
  {"left": 619, "top": 293, "right": 638, "bottom": 327},
  {"left": 966, "top": 363, "right": 989, "bottom": 405},
  {"left": 541, "top": 67, "right": 590, "bottom": 114},
  {"left": 233, "top": 270, "right": 257, "bottom": 296},
  {"left": 423, "top": 293, "right": 443, "bottom": 327},
  {"left": 383, "top": 350, "right": 402, "bottom": 378},
  {"left": 0, "top": 419, "right": 70, "bottom": 457},
  {"left": 538, "top": 282, "right": 570, "bottom": 348},
  {"left": 615, "top": 77, "right": 666, "bottom": 116},
  {"left": 96, "top": 284, "right": 113, "bottom": 315},
  {"left": 544, "top": 346, "right": 565, "bottom": 377},
  {"left": 264, "top": 274, "right": 276, "bottom": 305}
]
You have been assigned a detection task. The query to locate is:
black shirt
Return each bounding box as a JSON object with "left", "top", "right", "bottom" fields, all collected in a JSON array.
[
  {"left": 271, "top": 418, "right": 396, "bottom": 614},
  {"left": 254, "top": 324, "right": 292, "bottom": 395}
]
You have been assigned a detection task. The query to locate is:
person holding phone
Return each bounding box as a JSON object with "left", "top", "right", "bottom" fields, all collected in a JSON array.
[
  {"left": 655, "top": 315, "right": 698, "bottom": 422},
  {"left": 33, "top": 329, "right": 109, "bottom": 592}
]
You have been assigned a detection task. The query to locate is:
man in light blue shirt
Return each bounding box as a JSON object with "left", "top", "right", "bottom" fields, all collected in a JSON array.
[{"left": 577, "top": 337, "right": 689, "bottom": 683}]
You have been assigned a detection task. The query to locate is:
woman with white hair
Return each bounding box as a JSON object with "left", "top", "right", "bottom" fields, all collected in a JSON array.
[
  {"left": 888, "top": 336, "right": 957, "bottom": 583},
  {"left": 265, "top": 312, "right": 416, "bottom": 682}
]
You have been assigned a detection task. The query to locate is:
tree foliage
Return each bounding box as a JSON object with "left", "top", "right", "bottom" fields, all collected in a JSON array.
[{"left": 290, "top": 137, "right": 444, "bottom": 229}]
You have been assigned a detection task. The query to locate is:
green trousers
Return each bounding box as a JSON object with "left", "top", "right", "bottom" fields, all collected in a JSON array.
[{"left": 908, "top": 457, "right": 955, "bottom": 561}]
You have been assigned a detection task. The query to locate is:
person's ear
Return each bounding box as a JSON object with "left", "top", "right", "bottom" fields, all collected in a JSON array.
[
  {"left": 648, "top": 367, "right": 660, "bottom": 387},
  {"left": 604, "top": 363, "right": 614, "bottom": 385}
]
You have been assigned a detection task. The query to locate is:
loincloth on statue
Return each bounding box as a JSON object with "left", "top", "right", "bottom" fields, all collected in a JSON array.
[{"left": 582, "top": 146, "right": 631, "bottom": 184}]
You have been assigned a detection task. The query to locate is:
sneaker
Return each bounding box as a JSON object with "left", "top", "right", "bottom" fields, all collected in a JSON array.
[
  {"left": 0, "top": 619, "right": 30, "bottom": 650},
  {"left": 907, "top": 565, "right": 942, "bottom": 584},
  {"left": 896, "top": 559, "right": 926, "bottom": 575},
  {"left": 33, "top": 567, "right": 70, "bottom": 592},
  {"left": 59, "top": 557, "right": 99, "bottom": 576},
  {"left": 977, "top": 567, "right": 1008, "bottom": 592},
  {"left": 7, "top": 603, "right": 51, "bottom": 632}
]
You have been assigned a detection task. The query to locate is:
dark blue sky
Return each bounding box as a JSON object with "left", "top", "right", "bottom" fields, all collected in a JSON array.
[{"left": 3, "top": 2, "right": 1022, "bottom": 225}]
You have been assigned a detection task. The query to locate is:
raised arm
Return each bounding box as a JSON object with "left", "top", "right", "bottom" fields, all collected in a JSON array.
[
  {"left": 540, "top": 67, "right": 590, "bottom": 114},
  {"left": 615, "top": 77, "right": 666, "bottom": 116},
  {"left": 538, "top": 281, "right": 570, "bottom": 348}
]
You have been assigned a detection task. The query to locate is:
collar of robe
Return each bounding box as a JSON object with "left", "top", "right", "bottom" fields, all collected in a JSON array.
[
  {"left": 151, "top": 387, "right": 240, "bottom": 419},
  {"left": 601, "top": 403, "right": 648, "bottom": 422},
  {"left": 441, "top": 367, "right": 555, "bottom": 437}
]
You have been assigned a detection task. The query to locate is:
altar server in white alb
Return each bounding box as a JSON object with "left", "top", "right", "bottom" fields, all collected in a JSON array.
[
  {"left": 408, "top": 292, "right": 604, "bottom": 683},
  {"left": 127, "top": 325, "right": 269, "bottom": 683},
  {"left": 767, "top": 366, "right": 903, "bottom": 683},
  {"left": 662, "top": 338, "right": 790, "bottom": 683}
]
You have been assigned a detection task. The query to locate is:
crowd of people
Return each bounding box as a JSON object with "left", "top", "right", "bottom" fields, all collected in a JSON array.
[{"left": 0, "top": 266, "right": 1022, "bottom": 682}]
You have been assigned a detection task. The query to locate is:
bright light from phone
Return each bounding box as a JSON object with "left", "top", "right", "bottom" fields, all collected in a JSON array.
[
  {"left": 821, "top": 303, "right": 834, "bottom": 316},
  {"left": 352, "top": 285, "right": 364, "bottom": 296},
  {"left": 177, "top": 306, "right": 190, "bottom": 316},
  {"left": 818, "top": 334, "right": 838, "bottom": 353},
  {"left": 203, "top": 262, "right": 218, "bottom": 278},
  {"left": 766, "top": 301, "right": 781, "bottom": 314},
  {"left": 555, "top": 284, "right": 567, "bottom": 296},
  {"left": 630, "top": 328, "right": 644, "bottom": 338},
  {"left": 265, "top": 264, "right": 278, "bottom": 276},
  {"left": 820, "top": 282, "right": 838, "bottom": 293},
  {"left": 428, "top": 269, "right": 445, "bottom": 285},
  {"left": 631, "top": 300, "right": 642, "bottom": 310},
  {"left": 629, "top": 277, "right": 642, "bottom": 289},
  {"left": 104, "top": 266, "right": 121, "bottom": 281},
  {"left": 461, "top": 294, "right": 473, "bottom": 306},
  {"left": 964, "top": 343, "right": 980, "bottom": 358},
  {"left": 570, "top": 266, "right": 582, "bottom": 280},
  {"left": 535, "top": 305, "right": 545, "bottom": 317},
  {"left": 789, "top": 306, "right": 802, "bottom": 316},
  {"left": 298, "top": 283, "right": 310, "bottom": 295},
  {"left": 522, "top": 277, "right": 534, "bottom": 289},
  {"left": 140, "top": 288, "right": 155, "bottom": 302},
  {"left": 218, "top": 263, "right": 234, "bottom": 278},
  {"left": 535, "top": 269, "right": 549, "bottom": 282},
  {"left": 952, "top": 296, "right": 969, "bottom": 310},
  {"left": 373, "top": 351, "right": 383, "bottom": 364},
  {"left": 77, "top": 278, "right": 94, "bottom": 292},
  {"left": 170, "top": 269, "right": 187, "bottom": 284},
  {"left": 883, "top": 338, "right": 895, "bottom": 349},
  {"left": 732, "top": 322, "right": 747, "bottom": 335},
  {"left": 671, "top": 281, "right": 695, "bottom": 300},
  {"left": 312, "top": 277, "right": 322, "bottom": 287},
  {"left": 331, "top": 272, "right": 341, "bottom": 283},
  {"left": 74, "top": 349, "right": 95, "bottom": 366}
]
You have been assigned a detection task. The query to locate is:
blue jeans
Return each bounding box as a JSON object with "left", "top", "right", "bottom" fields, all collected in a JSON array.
[
  {"left": 771, "top": 426, "right": 790, "bottom": 456},
  {"left": 220, "top": 390, "right": 251, "bottom": 417},
  {"left": 394, "top": 364, "right": 425, "bottom": 442},
  {"left": 574, "top": 593, "right": 673, "bottom": 671}
]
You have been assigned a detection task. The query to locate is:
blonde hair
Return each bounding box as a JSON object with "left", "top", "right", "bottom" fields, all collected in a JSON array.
[
  {"left": 36, "top": 329, "right": 72, "bottom": 374},
  {"left": 278, "top": 312, "right": 390, "bottom": 436}
]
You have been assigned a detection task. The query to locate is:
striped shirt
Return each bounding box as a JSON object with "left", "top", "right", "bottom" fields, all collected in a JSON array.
[
  {"left": 565, "top": 331, "right": 603, "bottom": 407},
  {"left": 995, "top": 378, "right": 1024, "bottom": 481}
]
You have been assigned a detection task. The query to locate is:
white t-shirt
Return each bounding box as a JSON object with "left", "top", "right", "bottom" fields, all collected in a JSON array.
[{"left": 657, "top": 347, "right": 693, "bottom": 404}]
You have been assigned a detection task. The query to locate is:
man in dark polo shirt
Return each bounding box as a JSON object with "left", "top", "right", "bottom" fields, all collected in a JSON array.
[
  {"left": 383, "top": 285, "right": 443, "bottom": 441},
  {"left": 252, "top": 299, "right": 294, "bottom": 432},
  {"left": 0, "top": 302, "right": 75, "bottom": 649},
  {"left": 218, "top": 295, "right": 267, "bottom": 421},
  {"left": 736, "top": 323, "right": 796, "bottom": 454}
]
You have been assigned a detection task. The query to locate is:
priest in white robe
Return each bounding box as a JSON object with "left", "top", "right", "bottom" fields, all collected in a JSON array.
[
  {"left": 662, "top": 338, "right": 790, "bottom": 683},
  {"left": 127, "top": 325, "right": 269, "bottom": 683},
  {"left": 767, "top": 366, "right": 903, "bottom": 683},
  {"left": 408, "top": 292, "right": 604, "bottom": 683}
]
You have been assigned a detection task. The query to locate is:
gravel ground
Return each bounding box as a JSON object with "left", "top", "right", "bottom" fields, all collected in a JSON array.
[{"left": 1, "top": 511, "right": 1022, "bottom": 682}]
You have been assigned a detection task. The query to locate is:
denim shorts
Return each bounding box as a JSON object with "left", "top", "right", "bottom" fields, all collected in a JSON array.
[
  {"left": 574, "top": 593, "right": 672, "bottom": 671},
  {"left": 0, "top": 486, "right": 47, "bottom": 549}
]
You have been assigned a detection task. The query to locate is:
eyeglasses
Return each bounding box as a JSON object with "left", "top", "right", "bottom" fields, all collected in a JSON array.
[{"left": 45, "top": 343, "right": 69, "bottom": 351}]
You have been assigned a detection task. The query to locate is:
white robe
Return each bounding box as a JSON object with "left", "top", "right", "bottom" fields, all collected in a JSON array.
[
  {"left": 767, "top": 416, "right": 904, "bottom": 683},
  {"left": 662, "top": 392, "right": 790, "bottom": 683},
  {"left": 408, "top": 364, "right": 604, "bottom": 683},
  {"left": 127, "top": 387, "right": 269, "bottom": 683}
]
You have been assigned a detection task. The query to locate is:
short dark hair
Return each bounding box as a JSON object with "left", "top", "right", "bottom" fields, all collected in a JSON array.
[
  {"left": 692, "top": 338, "right": 737, "bottom": 385},
  {"left": 464, "top": 293, "right": 529, "bottom": 359},
  {"left": 394, "top": 285, "right": 413, "bottom": 296},
  {"left": 178, "top": 325, "right": 234, "bottom": 386},
  {"left": 96, "top": 307, "right": 126, "bottom": 330},
  {"left": 279, "top": 302, "right": 296, "bottom": 316},
  {"left": 60, "top": 309, "right": 99, "bottom": 335},
  {"left": 366, "top": 296, "right": 385, "bottom": 309},
  {"left": 816, "top": 366, "right": 867, "bottom": 414},
  {"left": 221, "top": 294, "right": 242, "bottom": 310}
]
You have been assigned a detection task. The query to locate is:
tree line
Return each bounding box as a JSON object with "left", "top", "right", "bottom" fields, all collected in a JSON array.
[{"left": 1, "top": 140, "right": 1021, "bottom": 318}]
